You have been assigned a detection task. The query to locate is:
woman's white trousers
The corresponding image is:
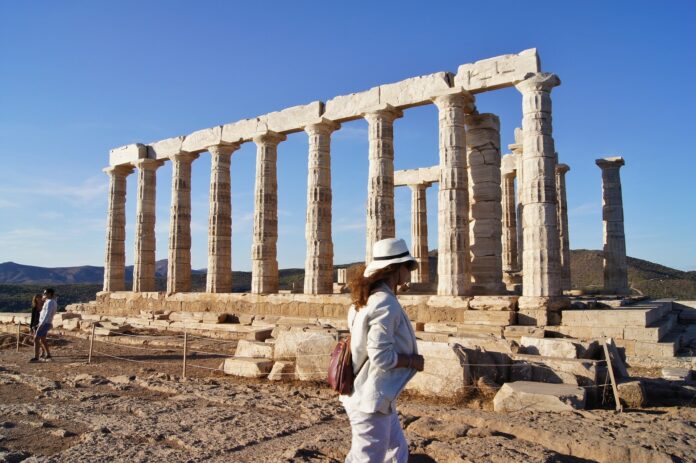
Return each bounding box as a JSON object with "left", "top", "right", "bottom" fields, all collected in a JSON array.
[{"left": 344, "top": 405, "right": 408, "bottom": 463}]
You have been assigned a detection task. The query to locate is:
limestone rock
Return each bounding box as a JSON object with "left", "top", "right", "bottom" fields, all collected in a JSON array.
[
  {"left": 235, "top": 340, "right": 273, "bottom": 359},
  {"left": 222, "top": 358, "right": 274, "bottom": 378},
  {"left": 493, "top": 381, "right": 586, "bottom": 413},
  {"left": 406, "top": 341, "right": 465, "bottom": 397},
  {"left": 617, "top": 380, "right": 646, "bottom": 408},
  {"left": 295, "top": 334, "right": 335, "bottom": 381},
  {"left": 268, "top": 361, "right": 295, "bottom": 381},
  {"left": 273, "top": 328, "right": 335, "bottom": 360},
  {"left": 520, "top": 336, "right": 580, "bottom": 359}
]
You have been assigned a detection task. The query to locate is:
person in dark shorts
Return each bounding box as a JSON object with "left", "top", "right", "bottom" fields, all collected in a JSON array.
[{"left": 30, "top": 288, "right": 57, "bottom": 362}]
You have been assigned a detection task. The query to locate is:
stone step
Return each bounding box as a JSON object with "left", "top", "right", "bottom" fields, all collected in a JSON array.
[
  {"left": 493, "top": 381, "right": 586, "bottom": 413},
  {"left": 561, "top": 304, "right": 670, "bottom": 328},
  {"left": 551, "top": 314, "right": 677, "bottom": 343},
  {"left": 623, "top": 314, "right": 677, "bottom": 342}
]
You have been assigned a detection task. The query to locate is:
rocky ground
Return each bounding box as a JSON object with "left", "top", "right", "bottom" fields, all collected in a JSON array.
[{"left": 1, "top": 333, "right": 696, "bottom": 462}]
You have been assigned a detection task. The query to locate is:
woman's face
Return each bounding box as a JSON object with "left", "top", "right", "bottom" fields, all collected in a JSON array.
[{"left": 397, "top": 263, "right": 411, "bottom": 286}]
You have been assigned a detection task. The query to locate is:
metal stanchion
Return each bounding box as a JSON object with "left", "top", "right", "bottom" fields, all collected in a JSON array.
[
  {"left": 16, "top": 322, "right": 21, "bottom": 352},
  {"left": 182, "top": 331, "right": 188, "bottom": 379},
  {"left": 88, "top": 324, "right": 95, "bottom": 364}
]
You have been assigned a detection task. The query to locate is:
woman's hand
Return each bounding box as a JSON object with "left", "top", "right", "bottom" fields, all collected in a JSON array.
[{"left": 396, "top": 354, "right": 425, "bottom": 372}]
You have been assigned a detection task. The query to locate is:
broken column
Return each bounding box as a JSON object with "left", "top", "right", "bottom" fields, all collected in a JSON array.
[
  {"left": 167, "top": 152, "right": 199, "bottom": 294},
  {"left": 432, "top": 89, "right": 475, "bottom": 296},
  {"left": 251, "top": 131, "right": 286, "bottom": 294},
  {"left": 409, "top": 183, "right": 430, "bottom": 283},
  {"left": 364, "top": 105, "right": 402, "bottom": 262},
  {"left": 596, "top": 157, "right": 629, "bottom": 295},
  {"left": 304, "top": 119, "right": 340, "bottom": 294},
  {"left": 515, "top": 73, "right": 563, "bottom": 325},
  {"left": 133, "top": 159, "right": 162, "bottom": 292},
  {"left": 465, "top": 112, "right": 504, "bottom": 294},
  {"left": 206, "top": 144, "right": 239, "bottom": 293},
  {"left": 501, "top": 154, "right": 520, "bottom": 290},
  {"left": 103, "top": 165, "right": 133, "bottom": 292},
  {"left": 555, "top": 163, "right": 571, "bottom": 292}
]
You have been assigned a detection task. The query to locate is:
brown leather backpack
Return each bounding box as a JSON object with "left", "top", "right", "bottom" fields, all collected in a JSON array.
[{"left": 327, "top": 335, "right": 354, "bottom": 394}]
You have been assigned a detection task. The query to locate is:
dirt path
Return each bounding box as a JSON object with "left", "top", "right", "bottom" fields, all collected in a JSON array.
[{"left": 1, "top": 335, "right": 695, "bottom": 462}]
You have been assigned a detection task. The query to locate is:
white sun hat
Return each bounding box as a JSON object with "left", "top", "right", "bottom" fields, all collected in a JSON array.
[{"left": 363, "top": 238, "right": 417, "bottom": 277}]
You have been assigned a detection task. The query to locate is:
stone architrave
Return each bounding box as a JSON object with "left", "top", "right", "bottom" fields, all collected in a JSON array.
[
  {"left": 465, "top": 113, "right": 504, "bottom": 294},
  {"left": 556, "top": 163, "right": 571, "bottom": 292},
  {"left": 251, "top": 131, "right": 286, "bottom": 294},
  {"left": 409, "top": 183, "right": 430, "bottom": 283},
  {"left": 103, "top": 165, "right": 134, "bottom": 292},
  {"left": 363, "top": 105, "right": 402, "bottom": 262},
  {"left": 596, "top": 157, "right": 628, "bottom": 295},
  {"left": 501, "top": 170, "right": 519, "bottom": 286},
  {"left": 304, "top": 119, "right": 340, "bottom": 294},
  {"left": 132, "top": 159, "right": 163, "bottom": 292},
  {"left": 515, "top": 73, "right": 562, "bottom": 303},
  {"left": 432, "top": 89, "right": 475, "bottom": 296},
  {"left": 206, "top": 144, "right": 240, "bottom": 293},
  {"left": 167, "top": 151, "right": 199, "bottom": 294}
]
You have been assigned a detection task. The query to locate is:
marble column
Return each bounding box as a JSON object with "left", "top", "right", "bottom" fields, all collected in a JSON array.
[
  {"left": 304, "top": 119, "right": 339, "bottom": 295},
  {"left": 596, "top": 157, "right": 628, "bottom": 295},
  {"left": 167, "top": 152, "right": 199, "bottom": 294},
  {"left": 465, "top": 113, "right": 504, "bottom": 294},
  {"left": 364, "top": 105, "right": 402, "bottom": 262},
  {"left": 251, "top": 131, "right": 286, "bottom": 294},
  {"left": 501, "top": 170, "right": 519, "bottom": 286},
  {"left": 132, "top": 159, "right": 162, "bottom": 292},
  {"left": 510, "top": 129, "right": 524, "bottom": 273},
  {"left": 103, "top": 165, "right": 133, "bottom": 292},
  {"left": 206, "top": 144, "right": 239, "bottom": 293},
  {"left": 432, "top": 89, "right": 475, "bottom": 296},
  {"left": 515, "top": 73, "right": 563, "bottom": 324},
  {"left": 555, "top": 163, "right": 571, "bottom": 292},
  {"left": 409, "top": 183, "right": 430, "bottom": 283}
]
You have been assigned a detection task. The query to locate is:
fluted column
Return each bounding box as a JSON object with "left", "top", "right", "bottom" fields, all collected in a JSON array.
[
  {"left": 206, "top": 144, "right": 239, "bottom": 293},
  {"left": 501, "top": 171, "right": 519, "bottom": 284},
  {"left": 304, "top": 119, "right": 339, "bottom": 295},
  {"left": 432, "top": 89, "right": 475, "bottom": 296},
  {"left": 103, "top": 165, "right": 133, "bottom": 292},
  {"left": 465, "top": 113, "right": 504, "bottom": 294},
  {"left": 364, "top": 105, "right": 402, "bottom": 262},
  {"left": 167, "top": 152, "right": 199, "bottom": 294},
  {"left": 556, "top": 163, "right": 571, "bottom": 292},
  {"left": 596, "top": 157, "right": 628, "bottom": 295},
  {"left": 132, "top": 159, "right": 162, "bottom": 292},
  {"left": 510, "top": 129, "right": 524, "bottom": 273},
  {"left": 515, "top": 73, "right": 562, "bottom": 299},
  {"left": 251, "top": 131, "right": 286, "bottom": 294},
  {"left": 409, "top": 183, "right": 430, "bottom": 283}
]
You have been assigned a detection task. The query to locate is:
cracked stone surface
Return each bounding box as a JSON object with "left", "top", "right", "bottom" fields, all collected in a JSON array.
[{"left": 2, "top": 337, "right": 695, "bottom": 463}]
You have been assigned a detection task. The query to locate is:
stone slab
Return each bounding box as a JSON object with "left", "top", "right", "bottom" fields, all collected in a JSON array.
[
  {"left": 493, "top": 381, "right": 586, "bottom": 413},
  {"left": 273, "top": 329, "right": 335, "bottom": 360},
  {"left": 268, "top": 360, "right": 295, "bottom": 381},
  {"left": 394, "top": 166, "right": 439, "bottom": 186},
  {"left": 520, "top": 336, "right": 581, "bottom": 359},
  {"left": 295, "top": 334, "right": 335, "bottom": 381},
  {"left": 222, "top": 358, "right": 274, "bottom": 378},
  {"left": 109, "top": 143, "right": 147, "bottom": 166},
  {"left": 378, "top": 71, "right": 452, "bottom": 109},
  {"left": 181, "top": 126, "right": 223, "bottom": 153},
  {"left": 405, "top": 341, "right": 465, "bottom": 397},
  {"left": 147, "top": 136, "right": 184, "bottom": 160},
  {"left": 235, "top": 339, "right": 274, "bottom": 359},
  {"left": 454, "top": 48, "right": 540, "bottom": 93},
  {"left": 511, "top": 354, "right": 599, "bottom": 387}
]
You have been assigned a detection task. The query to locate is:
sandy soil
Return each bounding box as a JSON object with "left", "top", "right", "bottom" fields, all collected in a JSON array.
[{"left": 1, "top": 333, "right": 695, "bottom": 463}]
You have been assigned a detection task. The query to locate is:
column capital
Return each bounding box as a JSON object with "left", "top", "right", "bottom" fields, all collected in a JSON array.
[
  {"left": 407, "top": 182, "right": 432, "bottom": 192},
  {"left": 132, "top": 158, "right": 164, "bottom": 170},
  {"left": 430, "top": 87, "right": 475, "bottom": 111},
  {"left": 304, "top": 118, "right": 341, "bottom": 135},
  {"left": 168, "top": 151, "right": 200, "bottom": 163},
  {"left": 103, "top": 165, "right": 134, "bottom": 177},
  {"left": 208, "top": 143, "right": 241, "bottom": 157},
  {"left": 253, "top": 130, "right": 287, "bottom": 145},
  {"left": 362, "top": 104, "right": 403, "bottom": 122},
  {"left": 556, "top": 163, "right": 570, "bottom": 174},
  {"left": 596, "top": 156, "right": 624, "bottom": 169},
  {"left": 515, "top": 72, "right": 561, "bottom": 94}
]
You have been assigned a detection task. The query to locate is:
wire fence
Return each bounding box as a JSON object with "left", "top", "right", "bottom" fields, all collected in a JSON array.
[{"left": 5, "top": 321, "right": 660, "bottom": 408}]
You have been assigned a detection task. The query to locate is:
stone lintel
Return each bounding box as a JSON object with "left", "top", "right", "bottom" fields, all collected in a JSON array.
[
  {"left": 501, "top": 154, "right": 517, "bottom": 176},
  {"left": 181, "top": 126, "right": 223, "bottom": 153},
  {"left": 596, "top": 156, "right": 625, "bottom": 168},
  {"left": 109, "top": 143, "right": 148, "bottom": 167},
  {"left": 455, "top": 48, "right": 540, "bottom": 93},
  {"left": 148, "top": 136, "right": 185, "bottom": 161},
  {"left": 394, "top": 166, "right": 439, "bottom": 187}
]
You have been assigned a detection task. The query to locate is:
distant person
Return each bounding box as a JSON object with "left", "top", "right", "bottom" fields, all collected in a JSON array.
[
  {"left": 341, "top": 238, "right": 425, "bottom": 462},
  {"left": 30, "top": 288, "right": 57, "bottom": 362},
  {"left": 26, "top": 294, "right": 45, "bottom": 350}
]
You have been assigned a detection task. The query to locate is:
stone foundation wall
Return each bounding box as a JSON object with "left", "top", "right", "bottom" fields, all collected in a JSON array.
[{"left": 85, "top": 292, "right": 518, "bottom": 326}]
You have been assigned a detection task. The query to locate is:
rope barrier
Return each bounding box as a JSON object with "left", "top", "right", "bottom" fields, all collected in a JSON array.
[{"left": 95, "top": 338, "right": 181, "bottom": 353}]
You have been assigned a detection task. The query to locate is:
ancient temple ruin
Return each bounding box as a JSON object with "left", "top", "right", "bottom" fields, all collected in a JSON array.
[{"left": 98, "top": 49, "right": 630, "bottom": 329}]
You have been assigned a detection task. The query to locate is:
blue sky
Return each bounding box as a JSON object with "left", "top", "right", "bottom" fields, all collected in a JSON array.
[{"left": 0, "top": 1, "right": 694, "bottom": 271}]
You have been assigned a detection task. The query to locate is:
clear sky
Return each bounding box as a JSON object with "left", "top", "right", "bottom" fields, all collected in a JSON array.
[{"left": 0, "top": 0, "right": 694, "bottom": 271}]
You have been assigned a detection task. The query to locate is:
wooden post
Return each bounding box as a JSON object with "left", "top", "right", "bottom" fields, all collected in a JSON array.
[
  {"left": 88, "top": 324, "right": 95, "bottom": 364},
  {"left": 182, "top": 331, "right": 188, "bottom": 379},
  {"left": 16, "top": 322, "right": 21, "bottom": 352},
  {"left": 603, "top": 342, "right": 623, "bottom": 412}
]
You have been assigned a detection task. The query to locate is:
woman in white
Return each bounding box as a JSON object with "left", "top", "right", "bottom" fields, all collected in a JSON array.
[{"left": 340, "top": 238, "right": 425, "bottom": 462}]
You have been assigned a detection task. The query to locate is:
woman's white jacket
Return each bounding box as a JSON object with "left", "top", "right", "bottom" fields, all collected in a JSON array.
[{"left": 339, "top": 283, "right": 418, "bottom": 414}]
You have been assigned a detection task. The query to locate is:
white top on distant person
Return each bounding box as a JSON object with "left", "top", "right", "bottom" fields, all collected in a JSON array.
[
  {"left": 340, "top": 238, "right": 424, "bottom": 463},
  {"left": 30, "top": 288, "right": 57, "bottom": 362}
]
